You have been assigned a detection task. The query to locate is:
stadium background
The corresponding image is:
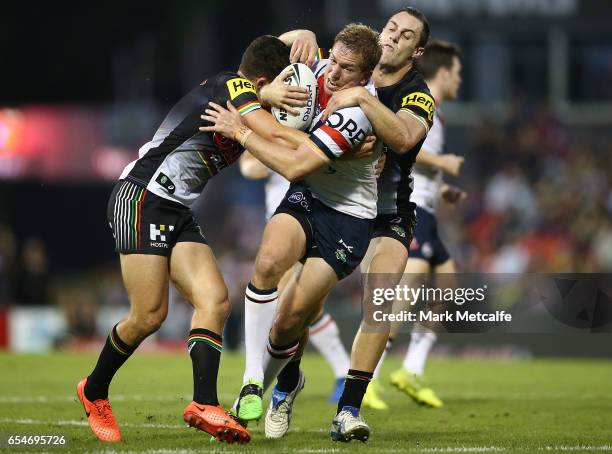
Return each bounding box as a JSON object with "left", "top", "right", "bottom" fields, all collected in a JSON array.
[{"left": 1, "top": 0, "right": 611, "bottom": 354}]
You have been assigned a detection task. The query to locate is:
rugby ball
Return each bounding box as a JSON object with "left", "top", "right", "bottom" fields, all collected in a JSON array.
[{"left": 271, "top": 63, "right": 318, "bottom": 131}]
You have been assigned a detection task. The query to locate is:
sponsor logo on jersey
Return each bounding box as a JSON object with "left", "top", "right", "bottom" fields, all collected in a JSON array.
[
  {"left": 390, "top": 225, "right": 406, "bottom": 238},
  {"left": 156, "top": 172, "right": 176, "bottom": 194},
  {"left": 226, "top": 77, "right": 256, "bottom": 100},
  {"left": 401, "top": 92, "right": 435, "bottom": 121},
  {"left": 288, "top": 192, "right": 305, "bottom": 203},
  {"left": 150, "top": 223, "right": 174, "bottom": 243},
  {"left": 325, "top": 112, "right": 367, "bottom": 146}
]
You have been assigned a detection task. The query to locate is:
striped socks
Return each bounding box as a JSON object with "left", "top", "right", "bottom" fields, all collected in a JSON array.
[
  {"left": 337, "top": 369, "right": 373, "bottom": 413},
  {"left": 243, "top": 283, "right": 279, "bottom": 385},
  {"left": 263, "top": 338, "right": 299, "bottom": 391},
  {"left": 188, "top": 328, "right": 222, "bottom": 405},
  {"left": 85, "top": 324, "right": 137, "bottom": 401}
]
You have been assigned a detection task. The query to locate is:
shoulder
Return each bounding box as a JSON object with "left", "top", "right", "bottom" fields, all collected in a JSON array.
[
  {"left": 327, "top": 106, "right": 371, "bottom": 130},
  {"left": 395, "top": 70, "right": 435, "bottom": 126},
  {"left": 214, "top": 72, "right": 257, "bottom": 100}
]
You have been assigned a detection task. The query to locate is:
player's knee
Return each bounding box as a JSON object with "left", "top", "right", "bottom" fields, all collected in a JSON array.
[
  {"left": 254, "top": 253, "right": 287, "bottom": 286},
  {"left": 133, "top": 310, "right": 167, "bottom": 336},
  {"left": 274, "top": 309, "right": 306, "bottom": 340},
  {"left": 214, "top": 297, "right": 231, "bottom": 322}
]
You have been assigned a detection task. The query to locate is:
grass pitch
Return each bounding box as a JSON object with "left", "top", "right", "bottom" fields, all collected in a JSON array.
[{"left": 0, "top": 351, "right": 611, "bottom": 453}]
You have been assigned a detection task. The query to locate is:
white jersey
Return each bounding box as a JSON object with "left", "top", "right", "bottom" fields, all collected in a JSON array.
[
  {"left": 265, "top": 171, "right": 290, "bottom": 220},
  {"left": 303, "top": 60, "right": 381, "bottom": 219},
  {"left": 411, "top": 109, "right": 444, "bottom": 214}
]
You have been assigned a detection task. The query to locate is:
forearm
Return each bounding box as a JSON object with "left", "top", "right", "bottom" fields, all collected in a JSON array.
[
  {"left": 359, "top": 91, "right": 421, "bottom": 154},
  {"left": 244, "top": 133, "right": 318, "bottom": 181},
  {"left": 278, "top": 29, "right": 314, "bottom": 46},
  {"left": 416, "top": 149, "right": 444, "bottom": 170},
  {"left": 272, "top": 127, "right": 309, "bottom": 148}
]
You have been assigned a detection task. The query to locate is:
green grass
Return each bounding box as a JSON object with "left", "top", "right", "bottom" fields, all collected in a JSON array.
[{"left": 0, "top": 352, "right": 611, "bottom": 453}]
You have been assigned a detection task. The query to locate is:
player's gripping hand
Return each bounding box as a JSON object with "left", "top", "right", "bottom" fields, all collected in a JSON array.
[
  {"left": 320, "top": 86, "right": 368, "bottom": 122},
  {"left": 340, "top": 135, "right": 377, "bottom": 160},
  {"left": 440, "top": 184, "right": 466, "bottom": 205},
  {"left": 200, "top": 101, "right": 244, "bottom": 140},
  {"left": 439, "top": 154, "right": 465, "bottom": 177},
  {"left": 260, "top": 66, "right": 309, "bottom": 115},
  {"left": 289, "top": 30, "right": 318, "bottom": 67}
]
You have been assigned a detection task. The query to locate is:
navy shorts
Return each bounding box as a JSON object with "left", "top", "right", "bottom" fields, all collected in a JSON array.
[
  {"left": 371, "top": 211, "right": 417, "bottom": 251},
  {"left": 107, "top": 180, "right": 207, "bottom": 256},
  {"left": 274, "top": 182, "right": 374, "bottom": 280},
  {"left": 409, "top": 206, "right": 450, "bottom": 267}
]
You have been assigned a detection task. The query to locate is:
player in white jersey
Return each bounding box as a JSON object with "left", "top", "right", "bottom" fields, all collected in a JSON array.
[
  {"left": 367, "top": 40, "right": 465, "bottom": 410},
  {"left": 239, "top": 156, "right": 350, "bottom": 403},
  {"left": 202, "top": 23, "right": 382, "bottom": 440}
]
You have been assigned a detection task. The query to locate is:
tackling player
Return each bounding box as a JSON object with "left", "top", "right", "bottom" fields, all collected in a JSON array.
[
  {"left": 201, "top": 23, "right": 383, "bottom": 441},
  {"left": 318, "top": 7, "right": 436, "bottom": 434},
  {"left": 75, "top": 35, "right": 310, "bottom": 444},
  {"left": 375, "top": 40, "right": 465, "bottom": 409}
]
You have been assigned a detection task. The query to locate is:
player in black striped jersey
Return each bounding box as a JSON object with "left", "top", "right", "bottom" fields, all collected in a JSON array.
[{"left": 76, "top": 35, "right": 313, "bottom": 445}]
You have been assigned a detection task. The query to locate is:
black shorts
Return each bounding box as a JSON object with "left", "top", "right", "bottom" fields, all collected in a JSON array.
[
  {"left": 409, "top": 206, "right": 450, "bottom": 266},
  {"left": 274, "top": 182, "right": 373, "bottom": 280},
  {"left": 107, "top": 179, "right": 207, "bottom": 256},
  {"left": 371, "top": 211, "right": 417, "bottom": 251}
]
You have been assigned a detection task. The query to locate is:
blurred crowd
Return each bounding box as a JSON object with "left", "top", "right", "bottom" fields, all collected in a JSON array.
[{"left": 440, "top": 100, "right": 612, "bottom": 273}]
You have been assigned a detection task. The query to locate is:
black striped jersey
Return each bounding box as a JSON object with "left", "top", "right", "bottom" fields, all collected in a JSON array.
[
  {"left": 119, "top": 72, "right": 262, "bottom": 207},
  {"left": 376, "top": 67, "right": 435, "bottom": 218}
]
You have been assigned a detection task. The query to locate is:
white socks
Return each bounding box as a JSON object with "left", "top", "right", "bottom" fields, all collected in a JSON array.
[
  {"left": 403, "top": 326, "right": 437, "bottom": 375},
  {"left": 373, "top": 337, "right": 394, "bottom": 379},
  {"left": 243, "top": 283, "right": 278, "bottom": 384}
]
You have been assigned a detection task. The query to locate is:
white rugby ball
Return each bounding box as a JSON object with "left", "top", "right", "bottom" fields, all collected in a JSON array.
[{"left": 271, "top": 63, "right": 318, "bottom": 131}]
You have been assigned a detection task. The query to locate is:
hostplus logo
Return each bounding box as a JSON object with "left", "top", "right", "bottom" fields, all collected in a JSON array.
[{"left": 150, "top": 223, "right": 174, "bottom": 248}]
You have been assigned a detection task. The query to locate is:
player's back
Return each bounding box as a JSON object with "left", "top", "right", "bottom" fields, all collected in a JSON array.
[{"left": 120, "top": 72, "right": 261, "bottom": 207}]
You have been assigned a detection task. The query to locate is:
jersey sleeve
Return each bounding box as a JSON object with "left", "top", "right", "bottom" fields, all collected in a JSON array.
[
  {"left": 308, "top": 107, "right": 372, "bottom": 160},
  {"left": 221, "top": 76, "right": 262, "bottom": 116},
  {"left": 311, "top": 58, "right": 328, "bottom": 78},
  {"left": 398, "top": 89, "right": 435, "bottom": 132}
]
